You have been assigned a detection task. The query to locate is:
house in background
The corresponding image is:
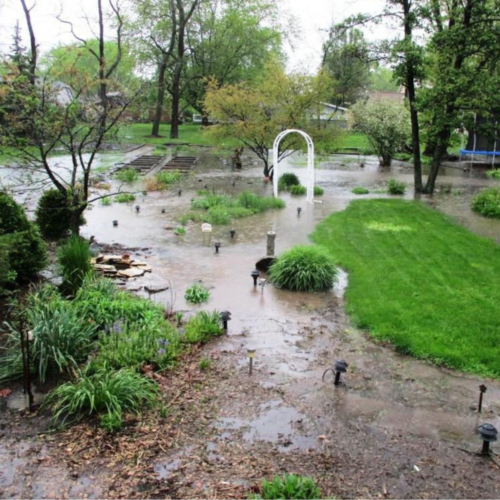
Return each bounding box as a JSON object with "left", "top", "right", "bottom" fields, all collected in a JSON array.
[
  {"left": 366, "top": 86, "right": 406, "bottom": 104},
  {"left": 311, "top": 102, "right": 349, "bottom": 128}
]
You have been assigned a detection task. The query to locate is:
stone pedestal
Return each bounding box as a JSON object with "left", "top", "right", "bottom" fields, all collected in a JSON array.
[{"left": 266, "top": 231, "right": 276, "bottom": 256}]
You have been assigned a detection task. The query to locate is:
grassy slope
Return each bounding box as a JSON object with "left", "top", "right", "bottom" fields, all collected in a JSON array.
[{"left": 311, "top": 199, "right": 500, "bottom": 378}]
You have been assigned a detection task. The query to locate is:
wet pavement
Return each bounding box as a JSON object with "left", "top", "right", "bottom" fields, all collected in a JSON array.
[{"left": 1, "top": 149, "right": 500, "bottom": 498}]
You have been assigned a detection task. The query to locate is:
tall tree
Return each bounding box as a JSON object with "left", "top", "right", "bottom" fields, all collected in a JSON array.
[
  {"left": 322, "top": 26, "right": 371, "bottom": 106},
  {"left": 184, "top": 0, "right": 283, "bottom": 124},
  {"left": 0, "top": 0, "right": 138, "bottom": 235},
  {"left": 204, "top": 67, "right": 335, "bottom": 177}
]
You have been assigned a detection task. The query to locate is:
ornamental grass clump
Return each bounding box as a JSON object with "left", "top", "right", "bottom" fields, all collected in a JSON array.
[
  {"left": 471, "top": 187, "right": 500, "bottom": 218},
  {"left": 57, "top": 236, "right": 93, "bottom": 296},
  {"left": 253, "top": 474, "right": 322, "bottom": 500},
  {"left": 352, "top": 187, "right": 369, "bottom": 195},
  {"left": 115, "top": 168, "right": 139, "bottom": 183},
  {"left": 269, "top": 245, "right": 337, "bottom": 292},
  {"left": 183, "top": 310, "right": 224, "bottom": 343},
  {"left": 289, "top": 185, "right": 307, "bottom": 195},
  {"left": 44, "top": 363, "right": 158, "bottom": 430},
  {"left": 387, "top": 178, "right": 406, "bottom": 195}
]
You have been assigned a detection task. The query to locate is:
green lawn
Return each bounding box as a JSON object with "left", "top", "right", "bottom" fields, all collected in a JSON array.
[
  {"left": 118, "top": 123, "right": 238, "bottom": 148},
  {"left": 338, "top": 132, "right": 369, "bottom": 151},
  {"left": 311, "top": 199, "right": 500, "bottom": 378}
]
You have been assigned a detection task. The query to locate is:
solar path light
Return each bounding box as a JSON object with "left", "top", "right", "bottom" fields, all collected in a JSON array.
[
  {"left": 247, "top": 348, "right": 256, "bottom": 375},
  {"left": 251, "top": 270, "right": 260, "bottom": 286},
  {"left": 220, "top": 311, "right": 231, "bottom": 332},
  {"left": 478, "top": 423, "right": 497, "bottom": 455}
]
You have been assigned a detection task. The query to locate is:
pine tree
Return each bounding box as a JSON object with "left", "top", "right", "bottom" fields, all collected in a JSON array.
[{"left": 8, "top": 21, "right": 30, "bottom": 75}]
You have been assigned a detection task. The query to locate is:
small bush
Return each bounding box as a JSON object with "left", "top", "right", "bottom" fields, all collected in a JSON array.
[
  {"left": 269, "top": 245, "right": 337, "bottom": 292},
  {"left": 35, "top": 189, "right": 75, "bottom": 240},
  {"left": 352, "top": 187, "right": 369, "bottom": 195},
  {"left": 156, "top": 170, "right": 182, "bottom": 186},
  {"left": 100, "top": 197, "right": 112, "bottom": 206},
  {"left": 183, "top": 311, "right": 224, "bottom": 343},
  {"left": 278, "top": 173, "right": 300, "bottom": 192},
  {"left": 115, "top": 168, "right": 139, "bottom": 183},
  {"left": 185, "top": 283, "right": 210, "bottom": 304},
  {"left": 471, "top": 187, "right": 500, "bottom": 218},
  {"left": 207, "top": 207, "right": 231, "bottom": 225},
  {"left": 254, "top": 474, "right": 322, "bottom": 500},
  {"left": 0, "top": 191, "right": 30, "bottom": 235},
  {"left": 0, "top": 193, "right": 47, "bottom": 287},
  {"left": 57, "top": 236, "right": 93, "bottom": 296},
  {"left": 314, "top": 186, "right": 324, "bottom": 196},
  {"left": 0, "top": 227, "right": 47, "bottom": 283},
  {"left": 387, "top": 179, "right": 406, "bottom": 195},
  {"left": 115, "top": 193, "right": 136, "bottom": 203},
  {"left": 173, "top": 227, "right": 186, "bottom": 235},
  {"left": 44, "top": 364, "right": 158, "bottom": 429},
  {"left": 290, "top": 185, "right": 307, "bottom": 195},
  {"left": 486, "top": 169, "right": 500, "bottom": 180}
]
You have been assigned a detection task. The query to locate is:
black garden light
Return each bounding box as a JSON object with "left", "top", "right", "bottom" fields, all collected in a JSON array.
[
  {"left": 178, "top": 189, "right": 182, "bottom": 196},
  {"left": 135, "top": 205, "right": 140, "bottom": 213},
  {"left": 112, "top": 220, "right": 119, "bottom": 227},
  {"left": 220, "top": 310, "right": 232, "bottom": 331},
  {"left": 230, "top": 229, "right": 236, "bottom": 239},
  {"left": 161, "top": 208, "right": 166, "bottom": 214},
  {"left": 478, "top": 423, "right": 497, "bottom": 454},
  {"left": 247, "top": 348, "right": 256, "bottom": 375},
  {"left": 323, "top": 359, "right": 349, "bottom": 386},
  {"left": 297, "top": 207, "right": 302, "bottom": 216},
  {"left": 251, "top": 269, "right": 260, "bottom": 286},
  {"left": 214, "top": 241, "right": 221, "bottom": 253},
  {"left": 478, "top": 384, "right": 487, "bottom": 413}
]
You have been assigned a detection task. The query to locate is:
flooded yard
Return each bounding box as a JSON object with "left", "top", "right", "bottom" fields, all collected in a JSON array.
[{"left": 1, "top": 149, "right": 500, "bottom": 499}]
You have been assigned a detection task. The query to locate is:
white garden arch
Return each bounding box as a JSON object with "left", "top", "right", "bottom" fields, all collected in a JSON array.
[{"left": 272, "top": 129, "right": 315, "bottom": 203}]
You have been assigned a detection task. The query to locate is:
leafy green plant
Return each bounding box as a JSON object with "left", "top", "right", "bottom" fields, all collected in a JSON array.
[
  {"left": 1, "top": 286, "right": 97, "bottom": 383},
  {"left": 199, "top": 356, "right": 212, "bottom": 370},
  {"left": 269, "top": 245, "right": 337, "bottom": 292},
  {"left": 278, "top": 173, "right": 301, "bottom": 192},
  {"left": 179, "top": 211, "right": 205, "bottom": 226},
  {"left": 486, "top": 169, "right": 500, "bottom": 179},
  {"left": 185, "top": 283, "right": 210, "bottom": 304},
  {"left": 183, "top": 311, "right": 224, "bottom": 344},
  {"left": 57, "top": 236, "right": 93, "bottom": 296},
  {"left": 352, "top": 187, "right": 370, "bottom": 195},
  {"left": 96, "top": 316, "right": 179, "bottom": 371},
  {"left": 115, "top": 193, "right": 136, "bottom": 203},
  {"left": 0, "top": 192, "right": 47, "bottom": 287},
  {"left": 290, "top": 185, "right": 307, "bottom": 195},
  {"left": 44, "top": 363, "right": 158, "bottom": 430},
  {"left": 314, "top": 186, "right": 324, "bottom": 196},
  {"left": 35, "top": 189, "right": 75, "bottom": 239},
  {"left": 115, "top": 168, "right": 139, "bottom": 183},
  {"left": 253, "top": 474, "right": 322, "bottom": 500},
  {"left": 100, "top": 197, "right": 112, "bottom": 206},
  {"left": 173, "top": 227, "right": 186, "bottom": 235},
  {"left": 156, "top": 170, "right": 182, "bottom": 186},
  {"left": 387, "top": 178, "right": 406, "bottom": 195},
  {"left": 472, "top": 186, "right": 500, "bottom": 218}
]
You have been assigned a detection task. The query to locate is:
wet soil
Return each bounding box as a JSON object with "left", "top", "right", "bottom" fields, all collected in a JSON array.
[{"left": 1, "top": 150, "right": 500, "bottom": 499}]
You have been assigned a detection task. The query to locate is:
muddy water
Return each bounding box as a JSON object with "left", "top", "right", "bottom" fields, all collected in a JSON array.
[
  {"left": 3, "top": 149, "right": 500, "bottom": 498},
  {"left": 82, "top": 151, "right": 500, "bottom": 448}
]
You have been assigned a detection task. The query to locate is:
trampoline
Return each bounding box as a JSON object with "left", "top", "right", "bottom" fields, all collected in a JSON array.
[{"left": 459, "top": 114, "right": 499, "bottom": 169}]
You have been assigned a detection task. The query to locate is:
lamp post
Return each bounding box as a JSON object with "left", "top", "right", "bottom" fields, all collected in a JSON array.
[
  {"left": 178, "top": 189, "right": 182, "bottom": 196},
  {"left": 247, "top": 348, "right": 256, "bottom": 375},
  {"left": 334, "top": 360, "right": 348, "bottom": 385},
  {"left": 230, "top": 229, "right": 236, "bottom": 239},
  {"left": 478, "top": 384, "right": 487, "bottom": 413},
  {"left": 135, "top": 205, "right": 140, "bottom": 213},
  {"left": 112, "top": 220, "right": 118, "bottom": 227},
  {"left": 214, "top": 241, "right": 221, "bottom": 254},
  {"left": 297, "top": 207, "right": 302, "bottom": 216}
]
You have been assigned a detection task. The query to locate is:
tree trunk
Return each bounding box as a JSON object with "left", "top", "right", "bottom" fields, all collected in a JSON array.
[
  {"left": 402, "top": 0, "right": 423, "bottom": 193},
  {"left": 170, "top": 74, "right": 181, "bottom": 139},
  {"left": 151, "top": 58, "right": 168, "bottom": 137},
  {"left": 70, "top": 208, "right": 83, "bottom": 236},
  {"left": 201, "top": 115, "right": 210, "bottom": 126},
  {"left": 424, "top": 139, "right": 449, "bottom": 194},
  {"left": 380, "top": 157, "right": 392, "bottom": 167}
]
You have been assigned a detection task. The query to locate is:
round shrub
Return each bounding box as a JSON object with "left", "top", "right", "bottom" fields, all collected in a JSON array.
[
  {"left": 0, "top": 192, "right": 30, "bottom": 235},
  {"left": 35, "top": 189, "right": 73, "bottom": 239},
  {"left": 471, "top": 187, "right": 500, "bottom": 218},
  {"left": 278, "top": 173, "right": 300, "bottom": 191},
  {"left": 269, "top": 245, "right": 337, "bottom": 292},
  {"left": 352, "top": 187, "right": 369, "bottom": 195},
  {"left": 0, "top": 193, "right": 47, "bottom": 286},
  {"left": 387, "top": 178, "right": 406, "bottom": 195}
]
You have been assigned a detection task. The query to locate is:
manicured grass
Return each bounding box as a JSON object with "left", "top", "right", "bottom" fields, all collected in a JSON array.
[
  {"left": 311, "top": 199, "right": 500, "bottom": 378},
  {"left": 117, "top": 123, "right": 238, "bottom": 148},
  {"left": 338, "top": 132, "right": 369, "bottom": 151}
]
